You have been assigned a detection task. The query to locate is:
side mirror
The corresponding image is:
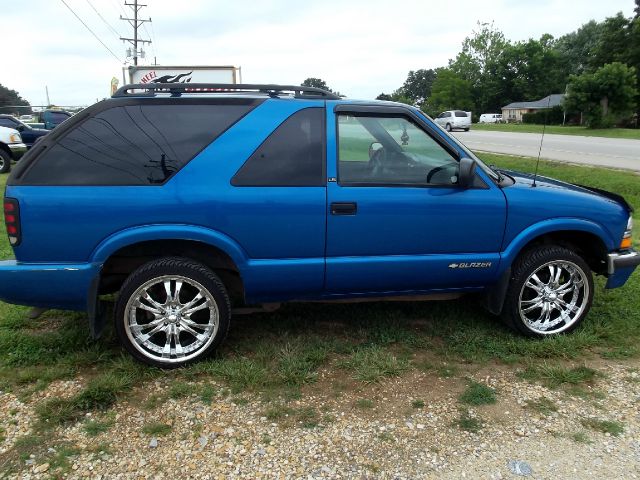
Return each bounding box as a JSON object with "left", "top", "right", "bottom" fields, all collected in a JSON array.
[
  {"left": 16, "top": 124, "right": 25, "bottom": 132},
  {"left": 458, "top": 157, "right": 477, "bottom": 188}
]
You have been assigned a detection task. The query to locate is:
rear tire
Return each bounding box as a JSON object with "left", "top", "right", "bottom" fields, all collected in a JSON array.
[
  {"left": 501, "top": 245, "right": 593, "bottom": 337},
  {"left": 0, "top": 149, "right": 11, "bottom": 173},
  {"left": 114, "top": 257, "right": 231, "bottom": 368},
  {"left": 464, "top": 127, "right": 470, "bottom": 132}
]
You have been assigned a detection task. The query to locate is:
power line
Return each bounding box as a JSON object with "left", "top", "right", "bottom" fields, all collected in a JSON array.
[
  {"left": 59, "top": 0, "right": 122, "bottom": 63},
  {"left": 119, "top": 0, "right": 152, "bottom": 66},
  {"left": 85, "top": 0, "right": 122, "bottom": 41}
]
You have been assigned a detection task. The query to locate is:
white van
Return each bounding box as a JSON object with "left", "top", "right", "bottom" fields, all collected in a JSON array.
[{"left": 479, "top": 113, "right": 503, "bottom": 123}]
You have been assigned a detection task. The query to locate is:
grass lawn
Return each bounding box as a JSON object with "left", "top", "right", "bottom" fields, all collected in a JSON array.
[
  {"left": 473, "top": 123, "right": 640, "bottom": 140},
  {"left": 0, "top": 154, "right": 638, "bottom": 432}
]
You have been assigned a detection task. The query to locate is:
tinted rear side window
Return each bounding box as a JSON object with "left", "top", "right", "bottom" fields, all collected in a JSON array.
[
  {"left": 22, "top": 102, "right": 256, "bottom": 185},
  {"left": 455, "top": 111, "right": 468, "bottom": 117},
  {"left": 231, "top": 108, "right": 324, "bottom": 186}
]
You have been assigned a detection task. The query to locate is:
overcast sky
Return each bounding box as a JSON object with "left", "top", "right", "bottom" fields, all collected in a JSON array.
[{"left": 3, "top": 0, "right": 635, "bottom": 107}]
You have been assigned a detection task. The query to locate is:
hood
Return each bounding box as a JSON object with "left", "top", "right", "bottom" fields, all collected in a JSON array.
[{"left": 500, "top": 169, "right": 633, "bottom": 213}]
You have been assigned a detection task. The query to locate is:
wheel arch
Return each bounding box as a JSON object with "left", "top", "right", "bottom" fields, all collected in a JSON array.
[
  {"left": 88, "top": 225, "right": 249, "bottom": 338},
  {"left": 486, "top": 220, "right": 611, "bottom": 315},
  {"left": 501, "top": 219, "right": 614, "bottom": 275}
]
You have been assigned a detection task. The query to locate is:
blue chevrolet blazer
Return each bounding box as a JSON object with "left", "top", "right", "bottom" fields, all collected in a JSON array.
[{"left": 1, "top": 83, "right": 638, "bottom": 367}]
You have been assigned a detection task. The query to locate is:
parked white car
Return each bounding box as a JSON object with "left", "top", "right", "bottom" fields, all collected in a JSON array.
[
  {"left": 434, "top": 110, "right": 471, "bottom": 132},
  {"left": 0, "top": 125, "right": 27, "bottom": 173},
  {"left": 479, "top": 113, "right": 503, "bottom": 123}
]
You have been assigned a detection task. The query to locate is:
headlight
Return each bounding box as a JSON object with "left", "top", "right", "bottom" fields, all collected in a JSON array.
[
  {"left": 621, "top": 216, "right": 633, "bottom": 249},
  {"left": 9, "top": 133, "right": 22, "bottom": 143}
]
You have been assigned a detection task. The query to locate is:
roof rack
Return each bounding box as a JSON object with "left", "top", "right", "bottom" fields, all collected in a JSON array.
[{"left": 112, "top": 83, "right": 341, "bottom": 100}]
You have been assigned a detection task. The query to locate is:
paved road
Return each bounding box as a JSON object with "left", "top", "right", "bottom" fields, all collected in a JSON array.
[{"left": 451, "top": 129, "right": 640, "bottom": 171}]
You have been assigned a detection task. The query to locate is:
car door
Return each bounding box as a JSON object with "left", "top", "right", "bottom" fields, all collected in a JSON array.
[{"left": 324, "top": 104, "right": 507, "bottom": 295}]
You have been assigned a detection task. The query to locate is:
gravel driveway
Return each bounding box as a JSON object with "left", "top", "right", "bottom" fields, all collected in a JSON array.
[{"left": 1, "top": 361, "right": 638, "bottom": 479}]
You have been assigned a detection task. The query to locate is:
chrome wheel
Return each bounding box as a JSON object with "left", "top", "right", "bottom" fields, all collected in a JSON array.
[
  {"left": 124, "top": 275, "right": 219, "bottom": 364},
  {"left": 518, "top": 260, "right": 589, "bottom": 334}
]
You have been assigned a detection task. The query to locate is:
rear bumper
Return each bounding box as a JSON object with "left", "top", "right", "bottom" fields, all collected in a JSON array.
[
  {"left": 605, "top": 250, "right": 640, "bottom": 289},
  {"left": 0, "top": 260, "right": 100, "bottom": 310}
]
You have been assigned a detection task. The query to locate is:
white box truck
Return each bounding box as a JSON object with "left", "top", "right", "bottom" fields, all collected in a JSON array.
[{"left": 125, "top": 65, "right": 241, "bottom": 85}]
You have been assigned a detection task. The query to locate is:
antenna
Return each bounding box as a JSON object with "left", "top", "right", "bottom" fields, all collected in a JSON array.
[{"left": 532, "top": 95, "right": 552, "bottom": 188}]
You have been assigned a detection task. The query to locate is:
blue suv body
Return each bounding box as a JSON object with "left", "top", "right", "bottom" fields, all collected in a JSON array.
[{"left": 1, "top": 83, "right": 638, "bottom": 367}]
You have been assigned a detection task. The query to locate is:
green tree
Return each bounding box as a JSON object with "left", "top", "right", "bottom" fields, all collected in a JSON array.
[
  {"left": 301, "top": 77, "right": 335, "bottom": 93},
  {"left": 555, "top": 20, "right": 605, "bottom": 75},
  {"left": 375, "top": 90, "right": 413, "bottom": 105},
  {"left": 422, "top": 69, "right": 474, "bottom": 116},
  {"left": 0, "top": 83, "right": 31, "bottom": 114},
  {"left": 493, "top": 34, "right": 567, "bottom": 107},
  {"left": 399, "top": 69, "right": 437, "bottom": 105},
  {"left": 448, "top": 21, "right": 508, "bottom": 113},
  {"left": 590, "top": 13, "right": 633, "bottom": 70},
  {"left": 564, "top": 62, "right": 637, "bottom": 127}
]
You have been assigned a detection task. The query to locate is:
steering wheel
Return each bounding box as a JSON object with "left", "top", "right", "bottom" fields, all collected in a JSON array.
[{"left": 426, "top": 161, "right": 459, "bottom": 184}]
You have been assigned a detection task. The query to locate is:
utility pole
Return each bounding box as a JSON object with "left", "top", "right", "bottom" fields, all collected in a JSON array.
[{"left": 119, "top": 0, "right": 152, "bottom": 66}]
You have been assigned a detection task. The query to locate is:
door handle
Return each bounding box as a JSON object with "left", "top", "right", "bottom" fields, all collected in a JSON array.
[{"left": 331, "top": 202, "right": 357, "bottom": 215}]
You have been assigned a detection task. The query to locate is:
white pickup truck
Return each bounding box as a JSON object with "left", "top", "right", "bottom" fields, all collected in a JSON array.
[{"left": 0, "top": 125, "right": 27, "bottom": 173}]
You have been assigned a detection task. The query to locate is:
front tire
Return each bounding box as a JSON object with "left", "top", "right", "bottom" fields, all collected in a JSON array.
[
  {"left": 501, "top": 246, "right": 593, "bottom": 337},
  {"left": 0, "top": 149, "right": 11, "bottom": 173},
  {"left": 445, "top": 123, "right": 452, "bottom": 132},
  {"left": 115, "top": 257, "right": 231, "bottom": 368}
]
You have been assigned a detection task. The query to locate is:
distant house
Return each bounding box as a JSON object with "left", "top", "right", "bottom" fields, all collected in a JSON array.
[{"left": 501, "top": 94, "right": 564, "bottom": 123}]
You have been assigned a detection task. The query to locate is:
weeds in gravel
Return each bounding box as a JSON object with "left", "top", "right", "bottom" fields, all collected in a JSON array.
[
  {"left": 571, "top": 431, "right": 592, "bottom": 444},
  {"left": 86, "top": 442, "right": 113, "bottom": 458},
  {"left": 0, "top": 433, "right": 51, "bottom": 474},
  {"left": 48, "top": 445, "right": 81, "bottom": 473},
  {"left": 199, "top": 384, "right": 217, "bottom": 405},
  {"left": 453, "top": 410, "right": 483, "bottom": 433},
  {"left": 143, "top": 394, "right": 165, "bottom": 410},
  {"left": 142, "top": 422, "right": 172, "bottom": 436},
  {"left": 338, "top": 345, "right": 409, "bottom": 383},
  {"left": 459, "top": 381, "right": 497, "bottom": 406},
  {"left": 168, "top": 381, "right": 197, "bottom": 399},
  {"left": 436, "top": 364, "right": 460, "bottom": 378},
  {"left": 264, "top": 404, "right": 295, "bottom": 420},
  {"left": 518, "top": 364, "right": 598, "bottom": 389},
  {"left": 580, "top": 418, "right": 624, "bottom": 436},
  {"left": 83, "top": 416, "right": 114, "bottom": 437},
  {"left": 355, "top": 399, "right": 374, "bottom": 409},
  {"left": 411, "top": 399, "right": 425, "bottom": 409},
  {"left": 524, "top": 397, "right": 558, "bottom": 416},
  {"left": 36, "top": 372, "right": 134, "bottom": 427},
  {"left": 298, "top": 406, "right": 320, "bottom": 428}
]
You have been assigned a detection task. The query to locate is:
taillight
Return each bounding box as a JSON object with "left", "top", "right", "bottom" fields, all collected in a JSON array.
[{"left": 3, "top": 198, "right": 21, "bottom": 246}]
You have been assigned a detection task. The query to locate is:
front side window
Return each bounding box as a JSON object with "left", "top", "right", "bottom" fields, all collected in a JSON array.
[
  {"left": 22, "top": 102, "right": 257, "bottom": 185},
  {"left": 232, "top": 108, "right": 324, "bottom": 187},
  {"left": 337, "top": 114, "right": 458, "bottom": 186}
]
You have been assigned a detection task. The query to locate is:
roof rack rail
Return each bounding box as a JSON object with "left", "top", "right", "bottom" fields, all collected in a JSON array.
[{"left": 112, "top": 83, "right": 341, "bottom": 100}]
